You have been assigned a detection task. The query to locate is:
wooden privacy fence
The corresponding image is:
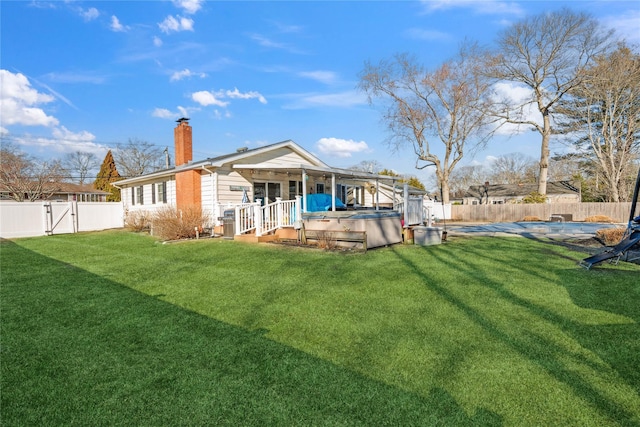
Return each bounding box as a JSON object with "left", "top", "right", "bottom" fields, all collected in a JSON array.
[
  {"left": 451, "top": 202, "right": 633, "bottom": 223},
  {"left": 0, "top": 201, "right": 124, "bottom": 239}
]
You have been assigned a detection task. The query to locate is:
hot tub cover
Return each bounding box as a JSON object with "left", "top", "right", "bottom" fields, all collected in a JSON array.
[{"left": 305, "top": 194, "right": 347, "bottom": 211}]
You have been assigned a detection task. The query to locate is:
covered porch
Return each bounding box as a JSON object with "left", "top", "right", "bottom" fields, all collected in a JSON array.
[{"left": 216, "top": 165, "right": 428, "bottom": 247}]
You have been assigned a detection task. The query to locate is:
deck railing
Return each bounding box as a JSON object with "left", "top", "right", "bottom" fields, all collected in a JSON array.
[
  {"left": 235, "top": 197, "right": 301, "bottom": 236},
  {"left": 395, "top": 197, "right": 424, "bottom": 226}
]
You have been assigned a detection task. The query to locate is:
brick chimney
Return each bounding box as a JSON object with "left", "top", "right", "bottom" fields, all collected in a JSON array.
[
  {"left": 174, "top": 118, "right": 201, "bottom": 211},
  {"left": 174, "top": 117, "right": 192, "bottom": 166}
]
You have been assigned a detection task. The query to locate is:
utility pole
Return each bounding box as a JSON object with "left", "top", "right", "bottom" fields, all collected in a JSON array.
[{"left": 163, "top": 147, "right": 170, "bottom": 169}]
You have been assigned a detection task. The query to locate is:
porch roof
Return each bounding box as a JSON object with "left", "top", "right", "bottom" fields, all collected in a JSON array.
[{"left": 232, "top": 164, "right": 400, "bottom": 183}]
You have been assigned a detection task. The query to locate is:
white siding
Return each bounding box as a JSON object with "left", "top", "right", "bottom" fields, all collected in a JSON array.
[
  {"left": 216, "top": 167, "right": 254, "bottom": 203},
  {"left": 121, "top": 179, "right": 176, "bottom": 214},
  {"left": 200, "top": 172, "right": 215, "bottom": 226},
  {"left": 234, "top": 147, "right": 318, "bottom": 168}
]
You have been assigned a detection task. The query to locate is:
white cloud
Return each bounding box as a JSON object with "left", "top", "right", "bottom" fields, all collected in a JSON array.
[
  {"left": 10, "top": 126, "right": 105, "bottom": 156},
  {"left": 191, "top": 88, "right": 267, "bottom": 108},
  {"left": 152, "top": 108, "right": 177, "bottom": 119},
  {"left": 248, "top": 33, "right": 304, "bottom": 54},
  {"left": 316, "top": 137, "right": 370, "bottom": 158},
  {"left": 177, "top": 106, "right": 191, "bottom": 117},
  {"left": 172, "top": 0, "right": 203, "bottom": 14},
  {"left": 284, "top": 90, "right": 367, "bottom": 109},
  {"left": 491, "top": 82, "right": 541, "bottom": 135},
  {"left": 298, "top": 70, "right": 338, "bottom": 85},
  {"left": 249, "top": 33, "right": 286, "bottom": 49},
  {"left": 80, "top": 7, "right": 99, "bottom": 22},
  {"left": 159, "top": 15, "right": 194, "bottom": 34},
  {"left": 225, "top": 88, "right": 267, "bottom": 104},
  {"left": 51, "top": 126, "right": 96, "bottom": 144},
  {"left": 0, "top": 70, "right": 102, "bottom": 154},
  {"left": 152, "top": 106, "right": 198, "bottom": 119},
  {"left": 191, "top": 90, "right": 229, "bottom": 107},
  {"left": 404, "top": 28, "right": 450, "bottom": 41},
  {"left": 110, "top": 15, "right": 128, "bottom": 32},
  {"left": 602, "top": 10, "right": 640, "bottom": 43},
  {"left": 153, "top": 36, "right": 163, "bottom": 47},
  {"left": 421, "top": 0, "right": 524, "bottom": 16},
  {"left": 170, "top": 68, "right": 207, "bottom": 81},
  {"left": 0, "top": 70, "right": 59, "bottom": 127}
]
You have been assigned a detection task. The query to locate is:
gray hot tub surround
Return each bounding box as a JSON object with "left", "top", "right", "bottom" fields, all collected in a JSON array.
[{"left": 302, "top": 210, "right": 403, "bottom": 249}]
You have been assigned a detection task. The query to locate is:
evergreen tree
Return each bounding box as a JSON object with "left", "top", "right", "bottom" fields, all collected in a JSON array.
[{"left": 94, "top": 150, "right": 122, "bottom": 202}]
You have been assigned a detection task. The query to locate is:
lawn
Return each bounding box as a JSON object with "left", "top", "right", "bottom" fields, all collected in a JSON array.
[{"left": 2, "top": 230, "right": 639, "bottom": 426}]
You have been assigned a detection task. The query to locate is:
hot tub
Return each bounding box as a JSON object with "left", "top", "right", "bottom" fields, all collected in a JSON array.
[{"left": 302, "top": 210, "right": 402, "bottom": 249}]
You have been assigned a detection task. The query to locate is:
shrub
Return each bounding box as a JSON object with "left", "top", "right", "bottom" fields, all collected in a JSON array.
[
  {"left": 124, "top": 210, "right": 150, "bottom": 232},
  {"left": 596, "top": 228, "right": 626, "bottom": 245},
  {"left": 522, "top": 192, "right": 547, "bottom": 204},
  {"left": 151, "top": 205, "right": 210, "bottom": 241},
  {"left": 522, "top": 216, "right": 542, "bottom": 222},
  {"left": 585, "top": 215, "right": 615, "bottom": 223},
  {"left": 315, "top": 230, "right": 337, "bottom": 250}
]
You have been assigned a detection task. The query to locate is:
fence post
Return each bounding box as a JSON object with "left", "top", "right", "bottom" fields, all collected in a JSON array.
[{"left": 43, "top": 202, "right": 52, "bottom": 236}]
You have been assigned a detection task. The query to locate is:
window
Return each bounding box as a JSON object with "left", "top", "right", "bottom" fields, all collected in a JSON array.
[
  {"left": 288, "top": 180, "right": 302, "bottom": 199},
  {"left": 157, "top": 182, "right": 167, "bottom": 203},
  {"left": 336, "top": 184, "right": 348, "bottom": 205},
  {"left": 137, "top": 186, "right": 144, "bottom": 205},
  {"left": 254, "top": 182, "right": 281, "bottom": 205},
  {"left": 316, "top": 183, "right": 325, "bottom": 194}
]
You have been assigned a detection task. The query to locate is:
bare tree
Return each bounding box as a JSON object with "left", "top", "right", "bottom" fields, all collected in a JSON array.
[
  {"left": 113, "top": 138, "right": 164, "bottom": 178},
  {"left": 445, "top": 164, "right": 488, "bottom": 200},
  {"left": 350, "top": 160, "right": 383, "bottom": 174},
  {"left": 359, "top": 42, "right": 495, "bottom": 203},
  {"left": 487, "top": 8, "right": 614, "bottom": 196},
  {"left": 0, "top": 144, "right": 65, "bottom": 201},
  {"left": 557, "top": 44, "right": 640, "bottom": 202},
  {"left": 488, "top": 153, "right": 537, "bottom": 185},
  {"left": 64, "top": 151, "right": 99, "bottom": 185}
]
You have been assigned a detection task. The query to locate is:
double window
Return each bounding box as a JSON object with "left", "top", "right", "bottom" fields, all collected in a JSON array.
[
  {"left": 131, "top": 182, "right": 167, "bottom": 206},
  {"left": 152, "top": 182, "right": 167, "bottom": 204}
]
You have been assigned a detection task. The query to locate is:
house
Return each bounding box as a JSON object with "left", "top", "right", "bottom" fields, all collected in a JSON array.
[
  {"left": 462, "top": 181, "right": 581, "bottom": 205},
  {"left": 113, "top": 119, "right": 423, "bottom": 239},
  {"left": 0, "top": 182, "right": 109, "bottom": 202}
]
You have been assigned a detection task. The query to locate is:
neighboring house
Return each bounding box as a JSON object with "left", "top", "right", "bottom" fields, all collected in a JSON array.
[
  {"left": 0, "top": 182, "right": 109, "bottom": 202},
  {"left": 113, "top": 118, "right": 413, "bottom": 232},
  {"left": 462, "top": 181, "right": 581, "bottom": 205}
]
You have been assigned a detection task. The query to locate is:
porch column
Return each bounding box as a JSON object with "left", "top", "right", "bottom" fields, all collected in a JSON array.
[
  {"left": 375, "top": 179, "right": 380, "bottom": 210},
  {"left": 392, "top": 179, "right": 397, "bottom": 209},
  {"left": 331, "top": 173, "right": 336, "bottom": 211},
  {"left": 403, "top": 183, "right": 409, "bottom": 228},
  {"left": 302, "top": 169, "right": 308, "bottom": 212},
  {"left": 295, "top": 195, "right": 302, "bottom": 222}
]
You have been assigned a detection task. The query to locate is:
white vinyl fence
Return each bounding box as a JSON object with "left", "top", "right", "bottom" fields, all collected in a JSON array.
[{"left": 0, "top": 201, "right": 124, "bottom": 239}]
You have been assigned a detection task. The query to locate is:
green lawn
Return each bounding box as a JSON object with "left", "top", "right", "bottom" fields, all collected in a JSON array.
[{"left": 2, "top": 230, "right": 639, "bottom": 426}]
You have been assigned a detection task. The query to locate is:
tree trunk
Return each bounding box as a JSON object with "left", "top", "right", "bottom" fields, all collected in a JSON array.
[
  {"left": 537, "top": 114, "right": 551, "bottom": 196},
  {"left": 441, "top": 180, "right": 450, "bottom": 204}
]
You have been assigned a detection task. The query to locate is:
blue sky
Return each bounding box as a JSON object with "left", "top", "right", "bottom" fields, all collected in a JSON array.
[{"left": 2, "top": 0, "right": 639, "bottom": 186}]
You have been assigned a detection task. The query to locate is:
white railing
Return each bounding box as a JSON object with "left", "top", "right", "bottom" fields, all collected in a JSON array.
[
  {"left": 235, "top": 203, "right": 258, "bottom": 235},
  {"left": 235, "top": 197, "right": 301, "bottom": 236},
  {"left": 395, "top": 197, "right": 424, "bottom": 226}
]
